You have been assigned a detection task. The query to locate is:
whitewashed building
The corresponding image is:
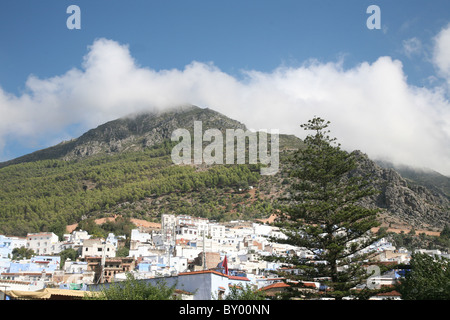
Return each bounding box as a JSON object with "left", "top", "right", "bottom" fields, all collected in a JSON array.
[
  {"left": 26, "top": 232, "right": 60, "bottom": 255},
  {"left": 0, "top": 235, "right": 27, "bottom": 259},
  {"left": 81, "top": 239, "right": 116, "bottom": 259}
]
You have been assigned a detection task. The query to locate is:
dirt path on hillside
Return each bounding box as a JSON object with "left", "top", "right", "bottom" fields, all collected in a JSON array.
[{"left": 66, "top": 216, "right": 161, "bottom": 233}]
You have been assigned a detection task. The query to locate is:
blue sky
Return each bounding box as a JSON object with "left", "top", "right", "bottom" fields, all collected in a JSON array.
[
  {"left": 1, "top": 0, "right": 448, "bottom": 91},
  {"left": 0, "top": 0, "right": 450, "bottom": 175}
]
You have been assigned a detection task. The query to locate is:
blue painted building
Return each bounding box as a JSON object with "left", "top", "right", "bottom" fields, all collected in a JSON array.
[{"left": 8, "top": 256, "right": 60, "bottom": 273}]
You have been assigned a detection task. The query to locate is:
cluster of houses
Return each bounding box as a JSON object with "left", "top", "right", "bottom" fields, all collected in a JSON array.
[{"left": 0, "top": 214, "right": 448, "bottom": 300}]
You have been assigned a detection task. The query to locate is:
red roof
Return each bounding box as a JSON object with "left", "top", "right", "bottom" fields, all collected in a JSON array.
[
  {"left": 301, "top": 282, "right": 317, "bottom": 288},
  {"left": 376, "top": 290, "right": 401, "bottom": 297},
  {"left": 228, "top": 275, "right": 250, "bottom": 281},
  {"left": 176, "top": 238, "right": 190, "bottom": 245},
  {"left": 260, "top": 282, "right": 290, "bottom": 291}
]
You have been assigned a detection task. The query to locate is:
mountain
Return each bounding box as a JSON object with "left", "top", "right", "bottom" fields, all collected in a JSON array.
[
  {"left": 353, "top": 151, "right": 449, "bottom": 230},
  {"left": 375, "top": 160, "right": 450, "bottom": 199},
  {"left": 0, "top": 105, "right": 448, "bottom": 237},
  {"left": 1, "top": 105, "right": 302, "bottom": 167},
  {"left": 0, "top": 105, "right": 247, "bottom": 167},
  {"left": 0, "top": 105, "right": 302, "bottom": 236}
]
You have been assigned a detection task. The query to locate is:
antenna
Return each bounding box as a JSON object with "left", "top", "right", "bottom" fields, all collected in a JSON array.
[
  {"left": 168, "top": 225, "right": 175, "bottom": 271},
  {"left": 99, "top": 242, "right": 106, "bottom": 284},
  {"left": 203, "top": 230, "right": 206, "bottom": 270}
]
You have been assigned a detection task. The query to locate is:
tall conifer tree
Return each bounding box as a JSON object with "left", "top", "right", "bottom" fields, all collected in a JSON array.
[{"left": 271, "top": 117, "right": 381, "bottom": 299}]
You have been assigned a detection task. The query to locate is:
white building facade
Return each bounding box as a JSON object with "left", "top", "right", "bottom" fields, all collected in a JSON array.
[{"left": 26, "top": 232, "right": 60, "bottom": 255}]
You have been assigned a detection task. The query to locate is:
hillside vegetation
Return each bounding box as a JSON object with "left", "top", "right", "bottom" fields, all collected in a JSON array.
[
  {"left": 0, "top": 140, "right": 267, "bottom": 236},
  {"left": 0, "top": 106, "right": 448, "bottom": 240}
]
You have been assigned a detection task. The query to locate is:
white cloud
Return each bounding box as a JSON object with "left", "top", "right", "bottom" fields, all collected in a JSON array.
[
  {"left": 402, "top": 37, "right": 423, "bottom": 58},
  {"left": 0, "top": 36, "right": 450, "bottom": 176},
  {"left": 433, "top": 23, "right": 450, "bottom": 82}
]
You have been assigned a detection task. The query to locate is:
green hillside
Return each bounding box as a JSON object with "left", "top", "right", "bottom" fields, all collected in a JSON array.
[
  {"left": 0, "top": 106, "right": 301, "bottom": 237},
  {"left": 0, "top": 140, "right": 271, "bottom": 236},
  {"left": 0, "top": 106, "right": 448, "bottom": 239}
]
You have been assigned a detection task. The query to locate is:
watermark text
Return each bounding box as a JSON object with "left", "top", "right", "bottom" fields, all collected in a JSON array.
[{"left": 171, "top": 121, "right": 279, "bottom": 175}]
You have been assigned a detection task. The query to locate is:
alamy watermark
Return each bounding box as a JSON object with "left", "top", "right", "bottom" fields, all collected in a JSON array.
[
  {"left": 366, "top": 5, "right": 381, "bottom": 30},
  {"left": 66, "top": 5, "right": 81, "bottom": 30},
  {"left": 66, "top": 4, "right": 380, "bottom": 31},
  {"left": 170, "top": 121, "right": 279, "bottom": 175}
]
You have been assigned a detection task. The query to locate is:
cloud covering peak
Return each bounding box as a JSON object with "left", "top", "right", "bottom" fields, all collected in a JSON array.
[{"left": 1, "top": 32, "right": 450, "bottom": 175}]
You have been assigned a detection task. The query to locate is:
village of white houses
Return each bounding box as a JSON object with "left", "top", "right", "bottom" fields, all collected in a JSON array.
[{"left": 1, "top": 212, "right": 448, "bottom": 301}]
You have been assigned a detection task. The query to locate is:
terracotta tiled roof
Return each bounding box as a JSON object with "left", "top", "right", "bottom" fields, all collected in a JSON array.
[
  {"left": 228, "top": 275, "right": 250, "bottom": 281},
  {"left": 0, "top": 279, "right": 31, "bottom": 285},
  {"left": 376, "top": 290, "right": 401, "bottom": 296},
  {"left": 260, "top": 282, "right": 290, "bottom": 291},
  {"left": 6, "top": 288, "right": 99, "bottom": 299},
  {"left": 301, "top": 282, "right": 317, "bottom": 288},
  {"left": 176, "top": 238, "right": 190, "bottom": 245}
]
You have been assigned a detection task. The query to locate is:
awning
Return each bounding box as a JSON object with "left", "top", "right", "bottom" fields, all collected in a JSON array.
[{"left": 5, "top": 288, "right": 96, "bottom": 300}]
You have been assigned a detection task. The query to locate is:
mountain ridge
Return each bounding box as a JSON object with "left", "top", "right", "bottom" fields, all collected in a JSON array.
[
  {"left": 0, "top": 104, "right": 304, "bottom": 169},
  {"left": 0, "top": 105, "right": 448, "bottom": 236},
  {"left": 0, "top": 105, "right": 244, "bottom": 167},
  {"left": 375, "top": 159, "right": 450, "bottom": 199}
]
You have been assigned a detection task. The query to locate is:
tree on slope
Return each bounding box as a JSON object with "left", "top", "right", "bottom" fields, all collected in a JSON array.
[
  {"left": 270, "top": 117, "right": 382, "bottom": 299},
  {"left": 396, "top": 252, "right": 450, "bottom": 300}
]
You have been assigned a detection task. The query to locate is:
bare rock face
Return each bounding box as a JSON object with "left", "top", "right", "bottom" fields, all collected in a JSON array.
[
  {"left": 351, "top": 151, "right": 450, "bottom": 229},
  {"left": 1, "top": 105, "right": 448, "bottom": 231},
  {"left": 62, "top": 105, "right": 249, "bottom": 160}
]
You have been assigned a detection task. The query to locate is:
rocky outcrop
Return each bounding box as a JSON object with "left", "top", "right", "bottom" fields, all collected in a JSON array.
[
  {"left": 1, "top": 105, "right": 448, "bottom": 231},
  {"left": 61, "top": 105, "right": 249, "bottom": 160},
  {"left": 352, "top": 151, "right": 450, "bottom": 229}
]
